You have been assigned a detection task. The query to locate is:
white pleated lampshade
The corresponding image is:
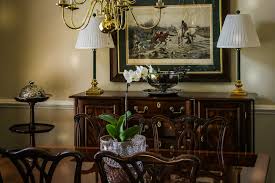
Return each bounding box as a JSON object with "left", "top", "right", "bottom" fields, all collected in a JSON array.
[
  {"left": 217, "top": 14, "right": 260, "bottom": 48},
  {"left": 75, "top": 16, "right": 115, "bottom": 49}
]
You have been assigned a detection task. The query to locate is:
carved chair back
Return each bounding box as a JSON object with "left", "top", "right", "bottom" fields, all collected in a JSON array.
[
  {"left": 94, "top": 151, "right": 200, "bottom": 183},
  {"left": 151, "top": 115, "right": 177, "bottom": 150},
  {"left": 175, "top": 116, "right": 229, "bottom": 182},
  {"left": 74, "top": 113, "right": 106, "bottom": 147},
  {"left": 174, "top": 115, "right": 229, "bottom": 152},
  {"left": 0, "top": 147, "right": 83, "bottom": 183},
  {"left": 127, "top": 114, "right": 158, "bottom": 150},
  {"left": 199, "top": 116, "right": 229, "bottom": 152},
  {"left": 174, "top": 115, "right": 205, "bottom": 150}
]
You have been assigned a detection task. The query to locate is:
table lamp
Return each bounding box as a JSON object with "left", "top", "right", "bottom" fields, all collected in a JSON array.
[
  {"left": 75, "top": 14, "right": 114, "bottom": 95},
  {"left": 217, "top": 10, "right": 260, "bottom": 96}
]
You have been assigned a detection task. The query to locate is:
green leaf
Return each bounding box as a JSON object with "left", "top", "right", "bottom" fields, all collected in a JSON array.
[
  {"left": 98, "top": 114, "right": 117, "bottom": 126},
  {"left": 119, "top": 125, "right": 140, "bottom": 142},
  {"left": 125, "top": 111, "right": 132, "bottom": 120},
  {"left": 117, "top": 111, "right": 132, "bottom": 134},
  {"left": 106, "top": 124, "right": 118, "bottom": 139}
]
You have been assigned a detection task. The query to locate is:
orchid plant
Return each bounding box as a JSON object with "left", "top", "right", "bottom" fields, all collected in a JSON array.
[{"left": 99, "top": 66, "right": 154, "bottom": 142}]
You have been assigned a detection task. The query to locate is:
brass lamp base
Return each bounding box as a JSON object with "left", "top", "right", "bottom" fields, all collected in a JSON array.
[
  {"left": 231, "top": 80, "right": 247, "bottom": 96},
  {"left": 86, "top": 79, "right": 104, "bottom": 95}
]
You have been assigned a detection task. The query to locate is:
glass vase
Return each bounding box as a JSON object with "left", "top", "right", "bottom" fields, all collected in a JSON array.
[{"left": 100, "top": 134, "right": 146, "bottom": 168}]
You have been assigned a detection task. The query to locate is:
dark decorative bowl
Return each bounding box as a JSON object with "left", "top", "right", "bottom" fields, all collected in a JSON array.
[{"left": 147, "top": 71, "right": 179, "bottom": 93}]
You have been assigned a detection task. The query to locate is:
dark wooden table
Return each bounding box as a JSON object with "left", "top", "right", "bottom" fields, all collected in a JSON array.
[{"left": 0, "top": 146, "right": 269, "bottom": 183}]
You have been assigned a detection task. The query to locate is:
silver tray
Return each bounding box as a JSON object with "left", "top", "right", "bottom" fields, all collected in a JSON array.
[{"left": 143, "top": 89, "right": 181, "bottom": 96}]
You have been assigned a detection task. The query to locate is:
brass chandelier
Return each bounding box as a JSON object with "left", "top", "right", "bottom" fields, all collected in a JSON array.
[{"left": 56, "top": 0, "right": 166, "bottom": 33}]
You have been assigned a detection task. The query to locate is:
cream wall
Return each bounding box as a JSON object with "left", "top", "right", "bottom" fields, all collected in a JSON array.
[{"left": 0, "top": 0, "right": 275, "bottom": 182}]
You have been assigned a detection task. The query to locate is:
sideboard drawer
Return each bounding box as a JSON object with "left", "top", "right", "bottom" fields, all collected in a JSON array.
[
  {"left": 128, "top": 99, "right": 193, "bottom": 117},
  {"left": 128, "top": 100, "right": 160, "bottom": 117}
]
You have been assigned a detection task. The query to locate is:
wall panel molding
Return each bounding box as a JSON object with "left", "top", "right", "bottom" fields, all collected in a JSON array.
[
  {"left": 0, "top": 98, "right": 275, "bottom": 114},
  {"left": 0, "top": 99, "right": 74, "bottom": 110},
  {"left": 255, "top": 105, "right": 275, "bottom": 115}
]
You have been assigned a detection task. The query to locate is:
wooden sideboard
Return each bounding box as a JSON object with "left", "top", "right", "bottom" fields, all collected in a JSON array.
[{"left": 70, "top": 91, "right": 256, "bottom": 152}]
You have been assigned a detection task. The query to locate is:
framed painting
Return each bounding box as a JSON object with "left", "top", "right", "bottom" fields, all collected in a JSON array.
[{"left": 110, "top": 0, "right": 230, "bottom": 82}]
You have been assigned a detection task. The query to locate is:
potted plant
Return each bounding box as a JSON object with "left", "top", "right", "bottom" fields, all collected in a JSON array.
[
  {"left": 99, "top": 111, "right": 146, "bottom": 167},
  {"left": 98, "top": 66, "right": 150, "bottom": 166}
]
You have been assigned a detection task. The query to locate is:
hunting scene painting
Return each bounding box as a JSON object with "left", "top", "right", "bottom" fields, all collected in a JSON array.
[{"left": 126, "top": 4, "right": 213, "bottom": 65}]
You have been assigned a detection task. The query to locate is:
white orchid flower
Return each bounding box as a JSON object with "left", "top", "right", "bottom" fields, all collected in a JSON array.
[
  {"left": 132, "top": 70, "right": 141, "bottom": 82},
  {"left": 147, "top": 65, "right": 155, "bottom": 73},
  {"left": 123, "top": 69, "right": 142, "bottom": 83},
  {"left": 123, "top": 70, "right": 133, "bottom": 83},
  {"left": 136, "top": 66, "right": 148, "bottom": 80}
]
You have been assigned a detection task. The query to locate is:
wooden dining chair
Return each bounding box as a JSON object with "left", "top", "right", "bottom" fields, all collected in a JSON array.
[
  {"left": 125, "top": 114, "right": 159, "bottom": 150},
  {"left": 199, "top": 116, "right": 229, "bottom": 153},
  {"left": 151, "top": 115, "right": 177, "bottom": 150},
  {"left": 198, "top": 116, "right": 229, "bottom": 183},
  {"left": 174, "top": 115, "right": 206, "bottom": 151},
  {"left": 74, "top": 113, "right": 106, "bottom": 147},
  {"left": 0, "top": 147, "right": 84, "bottom": 183},
  {"left": 94, "top": 150, "right": 200, "bottom": 183},
  {"left": 175, "top": 115, "right": 229, "bottom": 182}
]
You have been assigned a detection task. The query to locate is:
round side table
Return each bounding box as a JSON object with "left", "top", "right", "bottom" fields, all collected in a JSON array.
[{"left": 9, "top": 97, "right": 55, "bottom": 147}]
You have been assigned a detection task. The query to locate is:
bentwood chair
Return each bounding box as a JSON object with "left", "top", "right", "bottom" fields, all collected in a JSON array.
[
  {"left": 0, "top": 147, "right": 84, "bottom": 183},
  {"left": 94, "top": 151, "right": 200, "bottom": 183}
]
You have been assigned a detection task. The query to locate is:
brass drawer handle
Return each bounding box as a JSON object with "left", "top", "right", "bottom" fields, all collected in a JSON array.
[
  {"left": 169, "top": 106, "right": 185, "bottom": 114},
  {"left": 157, "top": 102, "right": 161, "bottom": 108},
  {"left": 157, "top": 121, "right": 162, "bottom": 128},
  {"left": 134, "top": 106, "right": 148, "bottom": 114}
]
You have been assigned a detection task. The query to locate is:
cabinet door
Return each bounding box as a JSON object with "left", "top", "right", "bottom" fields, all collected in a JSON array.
[
  {"left": 197, "top": 100, "right": 249, "bottom": 152},
  {"left": 75, "top": 99, "right": 122, "bottom": 146}
]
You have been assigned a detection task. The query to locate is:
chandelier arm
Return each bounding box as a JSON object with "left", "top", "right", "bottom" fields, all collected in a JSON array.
[
  {"left": 120, "top": 6, "right": 129, "bottom": 30},
  {"left": 61, "top": 0, "right": 97, "bottom": 30},
  {"left": 114, "top": 4, "right": 120, "bottom": 30},
  {"left": 100, "top": 0, "right": 105, "bottom": 14},
  {"left": 124, "top": 0, "right": 136, "bottom": 5},
  {"left": 130, "top": 8, "right": 162, "bottom": 30},
  {"left": 72, "top": 0, "right": 88, "bottom": 5}
]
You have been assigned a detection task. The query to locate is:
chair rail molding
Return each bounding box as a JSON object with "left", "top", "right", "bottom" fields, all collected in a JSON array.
[
  {"left": 0, "top": 98, "right": 74, "bottom": 110},
  {"left": 0, "top": 98, "right": 275, "bottom": 114},
  {"left": 255, "top": 105, "right": 275, "bottom": 115}
]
